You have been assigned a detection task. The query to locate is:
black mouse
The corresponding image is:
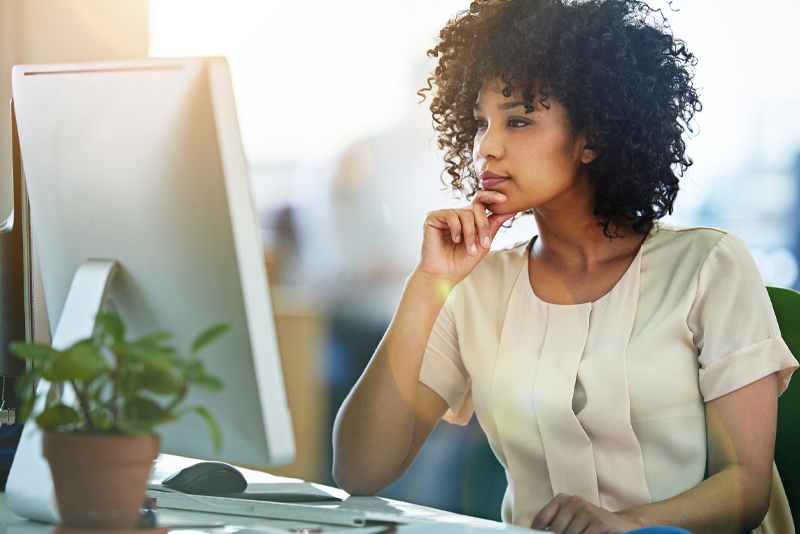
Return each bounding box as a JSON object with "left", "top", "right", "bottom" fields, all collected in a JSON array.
[{"left": 161, "top": 461, "right": 248, "bottom": 495}]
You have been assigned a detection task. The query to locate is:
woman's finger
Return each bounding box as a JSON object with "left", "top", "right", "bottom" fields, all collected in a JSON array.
[
  {"left": 472, "top": 190, "right": 507, "bottom": 207},
  {"left": 456, "top": 209, "right": 478, "bottom": 256},
  {"left": 471, "top": 203, "right": 491, "bottom": 248},
  {"left": 563, "top": 512, "right": 592, "bottom": 534},
  {"left": 547, "top": 496, "right": 589, "bottom": 534},
  {"left": 444, "top": 209, "right": 462, "bottom": 243},
  {"left": 531, "top": 494, "right": 565, "bottom": 530}
]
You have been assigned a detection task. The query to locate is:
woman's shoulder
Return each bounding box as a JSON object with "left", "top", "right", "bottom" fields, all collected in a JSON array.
[
  {"left": 650, "top": 221, "right": 729, "bottom": 242},
  {"left": 648, "top": 222, "right": 741, "bottom": 254},
  {"left": 646, "top": 222, "right": 754, "bottom": 272}
]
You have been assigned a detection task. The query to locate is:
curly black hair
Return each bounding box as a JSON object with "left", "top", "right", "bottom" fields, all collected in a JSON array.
[{"left": 421, "top": 0, "right": 701, "bottom": 237}]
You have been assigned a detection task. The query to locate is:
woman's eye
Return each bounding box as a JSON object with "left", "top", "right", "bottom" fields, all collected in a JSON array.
[
  {"left": 508, "top": 118, "right": 530, "bottom": 128},
  {"left": 474, "top": 118, "right": 488, "bottom": 129}
]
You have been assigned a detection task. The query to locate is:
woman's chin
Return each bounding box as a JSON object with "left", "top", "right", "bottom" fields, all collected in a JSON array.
[{"left": 487, "top": 203, "right": 515, "bottom": 216}]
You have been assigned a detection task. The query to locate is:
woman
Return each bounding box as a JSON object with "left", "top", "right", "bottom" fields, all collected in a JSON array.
[{"left": 332, "top": 0, "right": 798, "bottom": 532}]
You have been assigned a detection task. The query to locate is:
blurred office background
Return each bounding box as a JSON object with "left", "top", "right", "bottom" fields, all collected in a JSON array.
[{"left": 0, "top": 0, "right": 798, "bottom": 520}]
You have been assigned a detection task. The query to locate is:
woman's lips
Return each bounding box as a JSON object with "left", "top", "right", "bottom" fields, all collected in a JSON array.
[{"left": 480, "top": 171, "right": 509, "bottom": 190}]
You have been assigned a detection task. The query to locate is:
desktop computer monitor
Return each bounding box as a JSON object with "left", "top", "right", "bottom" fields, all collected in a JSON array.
[{"left": 6, "top": 57, "right": 295, "bottom": 492}]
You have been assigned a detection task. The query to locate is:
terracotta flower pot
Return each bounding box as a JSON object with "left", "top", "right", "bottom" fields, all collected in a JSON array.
[{"left": 42, "top": 431, "right": 160, "bottom": 529}]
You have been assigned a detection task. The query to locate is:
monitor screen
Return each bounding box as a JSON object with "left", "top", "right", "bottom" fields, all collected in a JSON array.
[{"left": 7, "top": 58, "right": 295, "bottom": 473}]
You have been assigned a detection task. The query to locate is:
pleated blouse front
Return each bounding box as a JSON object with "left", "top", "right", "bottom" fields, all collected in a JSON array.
[{"left": 419, "top": 224, "right": 798, "bottom": 530}]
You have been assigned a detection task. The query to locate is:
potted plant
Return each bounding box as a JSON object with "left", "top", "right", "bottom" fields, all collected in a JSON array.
[{"left": 11, "top": 312, "right": 228, "bottom": 529}]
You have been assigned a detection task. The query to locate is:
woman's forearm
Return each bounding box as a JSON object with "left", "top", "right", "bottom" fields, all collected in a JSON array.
[
  {"left": 620, "top": 374, "right": 778, "bottom": 534},
  {"left": 332, "top": 270, "right": 453, "bottom": 495},
  {"left": 622, "top": 462, "right": 771, "bottom": 533}
]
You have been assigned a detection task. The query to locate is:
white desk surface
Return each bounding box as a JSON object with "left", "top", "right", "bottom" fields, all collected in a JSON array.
[
  {"left": 0, "top": 493, "right": 534, "bottom": 534},
  {"left": 0, "top": 454, "right": 536, "bottom": 534}
]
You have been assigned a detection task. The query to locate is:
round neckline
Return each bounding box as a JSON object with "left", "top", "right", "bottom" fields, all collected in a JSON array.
[{"left": 524, "top": 223, "right": 658, "bottom": 308}]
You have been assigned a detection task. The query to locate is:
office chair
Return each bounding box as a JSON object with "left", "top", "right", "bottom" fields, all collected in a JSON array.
[{"left": 768, "top": 285, "right": 800, "bottom": 531}]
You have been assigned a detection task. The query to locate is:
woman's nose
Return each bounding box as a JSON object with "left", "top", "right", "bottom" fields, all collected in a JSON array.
[{"left": 474, "top": 126, "right": 504, "bottom": 161}]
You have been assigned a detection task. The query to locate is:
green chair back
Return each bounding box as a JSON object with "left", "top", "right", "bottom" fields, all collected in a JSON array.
[{"left": 767, "top": 285, "right": 800, "bottom": 529}]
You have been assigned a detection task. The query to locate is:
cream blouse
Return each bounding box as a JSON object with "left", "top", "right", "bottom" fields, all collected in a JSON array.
[{"left": 419, "top": 224, "right": 798, "bottom": 532}]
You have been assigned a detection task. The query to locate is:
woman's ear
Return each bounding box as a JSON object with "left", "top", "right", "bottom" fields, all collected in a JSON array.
[
  {"left": 580, "top": 124, "right": 600, "bottom": 164},
  {"left": 581, "top": 146, "right": 598, "bottom": 164}
]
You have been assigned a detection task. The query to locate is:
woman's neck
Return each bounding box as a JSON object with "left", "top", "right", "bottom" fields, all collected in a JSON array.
[{"left": 531, "top": 207, "right": 646, "bottom": 273}]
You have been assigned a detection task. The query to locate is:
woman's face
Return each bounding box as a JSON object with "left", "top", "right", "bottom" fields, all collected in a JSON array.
[{"left": 472, "top": 79, "right": 595, "bottom": 215}]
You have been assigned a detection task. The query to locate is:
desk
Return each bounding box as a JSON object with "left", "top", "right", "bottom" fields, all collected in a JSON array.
[
  {"left": 0, "top": 493, "right": 533, "bottom": 534},
  {"left": 1, "top": 454, "right": 533, "bottom": 534},
  {"left": 145, "top": 455, "right": 530, "bottom": 533}
]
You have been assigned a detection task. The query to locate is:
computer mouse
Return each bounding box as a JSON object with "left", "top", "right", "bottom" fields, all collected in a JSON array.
[{"left": 161, "top": 461, "right": 248, "bottom": 495}]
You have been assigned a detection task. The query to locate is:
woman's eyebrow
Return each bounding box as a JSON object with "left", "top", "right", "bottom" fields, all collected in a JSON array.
[
  {"left": 498, "top": 101, "right": 528, "bottom": 111},
  {"left": 473, "top": 101, "right": 530, "bottom": 112}
]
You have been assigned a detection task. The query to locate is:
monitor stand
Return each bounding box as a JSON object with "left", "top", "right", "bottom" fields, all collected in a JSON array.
[
  {"left": 49, "top": 259, "right": 119, "bottom": 350},
  {"left": 5, "top": 259, "right": 118, "bottom": 524}
]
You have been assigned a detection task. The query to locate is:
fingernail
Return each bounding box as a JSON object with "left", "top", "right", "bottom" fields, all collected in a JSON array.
[
  {"left": 454, "top": 235, "right": 461, "bottom": 243},
  {"left": 469, "top": 244, "right": 477, "bottom": 255},
  {"left": 483, "top": 237, "right": 490, "bottom": 247}
]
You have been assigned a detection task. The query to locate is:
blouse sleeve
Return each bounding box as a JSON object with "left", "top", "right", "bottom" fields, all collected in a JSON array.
[
  {"left": 418, "top": 284, "right": 474, "bottom": 425},
  {"left": 687, "top": 232, "right": 798, "bottom": 401}
]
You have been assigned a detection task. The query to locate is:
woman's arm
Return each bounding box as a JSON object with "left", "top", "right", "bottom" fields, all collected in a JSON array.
[
  {"left": 332, "top": 192, "right": 514, "bottom": 495},
  {"left": 531, "top": 372, "right": 779, "bottom": 533},
  {"left": 331, "top": 271, "right": 451, "bottom": 495},
  {"left": 628, "top": 371, "right": 778, "bottom": 532}
]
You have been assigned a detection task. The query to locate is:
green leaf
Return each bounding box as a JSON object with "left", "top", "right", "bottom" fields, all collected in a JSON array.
[
  {"left": 16, "top": 368, "right": 37, "bottom": 398},
  {"left": 88, "top": 375, "right": 112, "bottom": 399},
  {"left": 177, "top": 405, "right": 222, "bottom": 452},
  {"left": 115, "top": 342, "right": 174, "bottom": 371},
  {"left": 89, "top": 409, "right": 113, "bottom": 431},
  {"left": 127, "top": 395, "right": 166, "bottom": 423},
  {"left": 35, "top": 404, "right": 80, "bottom": 429},
  {"left": 191, "top": 375, "right": 224, "bottom": 391},
  {"left": 119, "top": 395, "right": 175, "bottom": 435},
  {"left": 40, "top": 365, "right": 55, "bottom": 382},
  {"left": 95, "top": 313, "right": 124, "bottom": 343},
  {"left": 191, "top": 323, "right": 231, "bottom": 356},
  {"left": 50, "top": 342, "right": 108, "bottom": 383},
  {"left": 174, "top": 358, "right": 205, "bottom": 381},
  {"left": 19, "top": 394, "right": 35, "bottom": 423},
  {"left": 15, "top": 369, "right": 39, "bottom": 422},
  {"left": 115, "top": 419, "right": 153, "bottom": 435},
  {"left": 131, "top": 367, "right": 181, "bottom": 395},
  {"left": 116, "top": 412, "right": 176, "bottom": 436},
  {"left": 133, "top": 331, "right": 172, "bottom": 348},
  {"left": 9, "top": 342, "right": 59, "bottom": 362}
]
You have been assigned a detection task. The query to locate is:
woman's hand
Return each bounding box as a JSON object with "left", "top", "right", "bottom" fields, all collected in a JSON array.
[
  {"left": 531, "top": 494, "right": 646, "bottom": 534},
  {"left": 417, "top": 190, "right": 515, "bottom": 284}
]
